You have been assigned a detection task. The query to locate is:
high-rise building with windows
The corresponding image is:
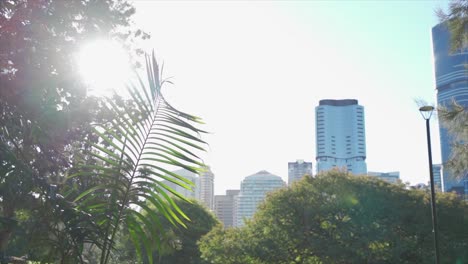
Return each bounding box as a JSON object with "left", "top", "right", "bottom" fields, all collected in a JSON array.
[
  {"left": 200, "top": 167, "right": 215, "bottom": 210},
  {"left": 315, "top": 99, "right": 367, "bottom": 175},
  {"left": 236, "top": 170, "right": 285, "bottom": 227},
  {"left": 432, "top": 164, "right": 443, "bottom": 192},
  {"left": 432, "top": 23, "right": 468, "bottom": 196},
  {"left": 288, "top": 160, "right": 313, "bottom": 185},
  {"left": 161, "top": 168, "right": 200, "bottom": 200},
  {"left": 214, "top": 189, "right": 239, "bottom": 228}
]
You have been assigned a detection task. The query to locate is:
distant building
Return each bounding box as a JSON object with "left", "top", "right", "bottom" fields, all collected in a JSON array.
[
  {"left": 288, "top": 160, "right": 313, "bottom": 185},
  {"left": 161, "top": 168, "right": 200, "bottom": 200},
  {"left": 236, "top": 170, "right": 286, "bottom": 227},
  {"left": 214, "top": 189, "right": 240, "bottom": 228},
  {"left": 200, "top": 167, "right": 215, "bottom": 210},
  {"left": 432, "top": 164, "right": 443, "bottom": 192},
  {"left": 315, "top": 99, "right": 367, "bottom": 175},
  {"left": 368, "top": 171, "right": 400, "bottom": 184},
  {"left": 432, "top": 23, "right": 468, "bottom": 195}
]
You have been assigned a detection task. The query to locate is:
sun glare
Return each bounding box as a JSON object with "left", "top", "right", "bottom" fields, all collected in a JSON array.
[{"left": 78, "top": 40, "right": 132, "bottom": 96}]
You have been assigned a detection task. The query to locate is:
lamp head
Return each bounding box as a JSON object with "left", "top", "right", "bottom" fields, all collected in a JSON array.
[{"left": 419, "top": 105, "right": 434, "bottom": 120}]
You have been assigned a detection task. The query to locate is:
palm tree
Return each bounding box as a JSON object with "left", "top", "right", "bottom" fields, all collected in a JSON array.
[{"left": 70, "top": 53, "right": 207, "bottom": 264}]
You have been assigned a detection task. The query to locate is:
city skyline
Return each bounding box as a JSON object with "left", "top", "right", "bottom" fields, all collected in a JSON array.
[{"left": 134, "top": 1, "right": 447, "bottom": 195}]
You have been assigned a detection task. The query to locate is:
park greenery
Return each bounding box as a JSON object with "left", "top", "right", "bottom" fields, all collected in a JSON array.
[
  {"left": 151, "top": 199, "right": 218, "bottom": 264},
  {"left": 0, "top": 0, "right": 467, "bottom": 263},
  {"left": 1, "top": 0, "right": 206, "bottom": 263},
  {"left": 199, "top": 171, "right": 468, "bottom": 264},
  {"left": 116, "top": 199, "right": 218, "bottom": 264}
]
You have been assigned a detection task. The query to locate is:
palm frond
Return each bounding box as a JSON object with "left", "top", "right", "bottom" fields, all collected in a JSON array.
[{"left": 73, "top": 53, "right": 206, "bottom": 263}]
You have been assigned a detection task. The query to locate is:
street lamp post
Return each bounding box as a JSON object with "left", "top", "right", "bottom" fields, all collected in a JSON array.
[{"left": 419, "top": 105, "right": 440, "bottom": 264}]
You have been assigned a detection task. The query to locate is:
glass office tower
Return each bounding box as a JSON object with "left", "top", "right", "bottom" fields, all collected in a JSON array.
[{"left": 432, "top": 23, "right": 468, "bottom": 196}]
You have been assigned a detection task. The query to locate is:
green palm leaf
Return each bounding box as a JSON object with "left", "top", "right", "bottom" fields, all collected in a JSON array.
[{"left": 74, "top": 53, "right": 206, "bottom": 264}]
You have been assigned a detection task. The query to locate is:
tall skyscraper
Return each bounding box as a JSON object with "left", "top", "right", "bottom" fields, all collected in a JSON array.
[
  {"left": 199, "top": 167, "right": 215, "bottom": 210},
  {"left": 214, "top": 189, "right": 240, "bottom": 228},
  {"left": 432, "top": 164, "right": 443, "bottom": 192},
  {"left": 315, "top": 99, "right": 367, "bottom": 175},
  {"left": 367, "top": 171, "right": 400, "bottom": 184},
  {"left": 288, "top": 160, "right": 313, "bottom": 185},
  {"left": 236, "top": 170, "right": 286, "bottom": 227},
  {"left": 161, "top": 168, "right": 200, "bottom": 200},
  {"left": 432, "top": 23, "right": 468, "bottom": 195}
]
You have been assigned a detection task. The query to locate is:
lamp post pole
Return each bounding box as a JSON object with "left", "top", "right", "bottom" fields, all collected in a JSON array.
[{"left": 420, "top": 106, "right": 440, "bottom": 264}]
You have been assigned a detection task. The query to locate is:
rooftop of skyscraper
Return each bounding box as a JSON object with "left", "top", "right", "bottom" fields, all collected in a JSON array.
[{"left": 319, "top": 99, "right": 359, "bottom": 106}]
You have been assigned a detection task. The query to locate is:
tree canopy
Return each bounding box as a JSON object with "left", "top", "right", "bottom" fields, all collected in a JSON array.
[
  {"left": 149, "top": 199, "right": 219, "bottom": 264},
  {"left": 1, "top": 0, "right": 147, "bottom": 261},
  {"left": 199, "top": 170, "right": 468, "bottom": 264},
  {"left": 1, "top": 1, "right": 208, "bottom": 264}
]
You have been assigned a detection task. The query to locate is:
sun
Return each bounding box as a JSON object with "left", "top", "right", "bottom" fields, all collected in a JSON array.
[{"left": 77, "top": 39, "right": 132, "bottom": 96}]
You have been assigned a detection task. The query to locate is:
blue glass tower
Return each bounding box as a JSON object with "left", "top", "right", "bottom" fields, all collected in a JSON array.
[{"left": 432, "top": 23, "right": 468, "bottom": 195}]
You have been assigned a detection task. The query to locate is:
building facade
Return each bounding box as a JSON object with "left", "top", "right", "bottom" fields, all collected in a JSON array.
[
  {"left": 432, "top": 23, "right": 468, "bottom": 196},
  {"left": 288, "top": 160, "right": 313, "bottom": 185},
  {"left": 199, "top": 167, "right": 215, "bottom": 210},
  {"left": 368, "top": 171, "right": 400, "bottom": 184},
  {"left": 236, "top": 170, "right": 286, "bottom": 227},
  {"left": 315, "top": 99, "right": 367, "bottom": 175},
  {"left": 432, "top": 164, "right": 443, "bottom": 192},
  {"left": 161, "top": 168, "right": 200, "bottom": 200},
  {"left": 214, "top": 189, "right": 240, "bottom": 228}
]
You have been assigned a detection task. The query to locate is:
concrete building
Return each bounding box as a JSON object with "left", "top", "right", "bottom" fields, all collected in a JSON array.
[
  {"left": 236, "top": 170, "right": 286, "bottom": 227},
  {"left": 432, "top": 23, "right": 468, "bottom": 197},
  {"left": 288, "top": 160, "right": 313, "bottom": 185},
  {"left": 315, "top": 99, "right": 367, "bottom": 175},
  {"left": 200, "top": 167, "right": 215, "bottom": 210},
  {"left": 160, "top": 168, "right": 200, "bottom": 200},
  {"left": 368, "top": 171, "right": 400, "bottom": 184},
  {"left": 214, "top": 189, "right": 240, "bottom": 228}
]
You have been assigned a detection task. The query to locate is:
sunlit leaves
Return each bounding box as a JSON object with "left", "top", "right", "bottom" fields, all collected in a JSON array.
[{"left": 73, "top": 54, "right": 206, "bottom": 263}]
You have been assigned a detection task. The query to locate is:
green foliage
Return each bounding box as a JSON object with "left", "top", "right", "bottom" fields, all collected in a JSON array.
[
  {"left": 146, "top": 199, "right": 219, "bottom": 264},
  {"left": 1, "top": 1, "right": 204, "bottom": 263},
  {"left": 200, "top": 170, "right": 468, "bottom": 264},
  {"left": 438, "top": 101, "right": 468, "bottom": 181},
  {"left": 113, "top": 199, "right": 218, "bottom": 264},
  {"left": 0, "top": 0, "right": 147, "bottom": 262},
  {"left": 71, "top": 54, "right": 207, "bottom": 264},
  {"left": 199, "top": 226, "right": 263, "bottom": 264}
]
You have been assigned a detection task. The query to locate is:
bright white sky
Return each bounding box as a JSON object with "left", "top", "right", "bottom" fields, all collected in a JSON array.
[{"left": 132, "top": 0, "right": 448, "bottom": 195}]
